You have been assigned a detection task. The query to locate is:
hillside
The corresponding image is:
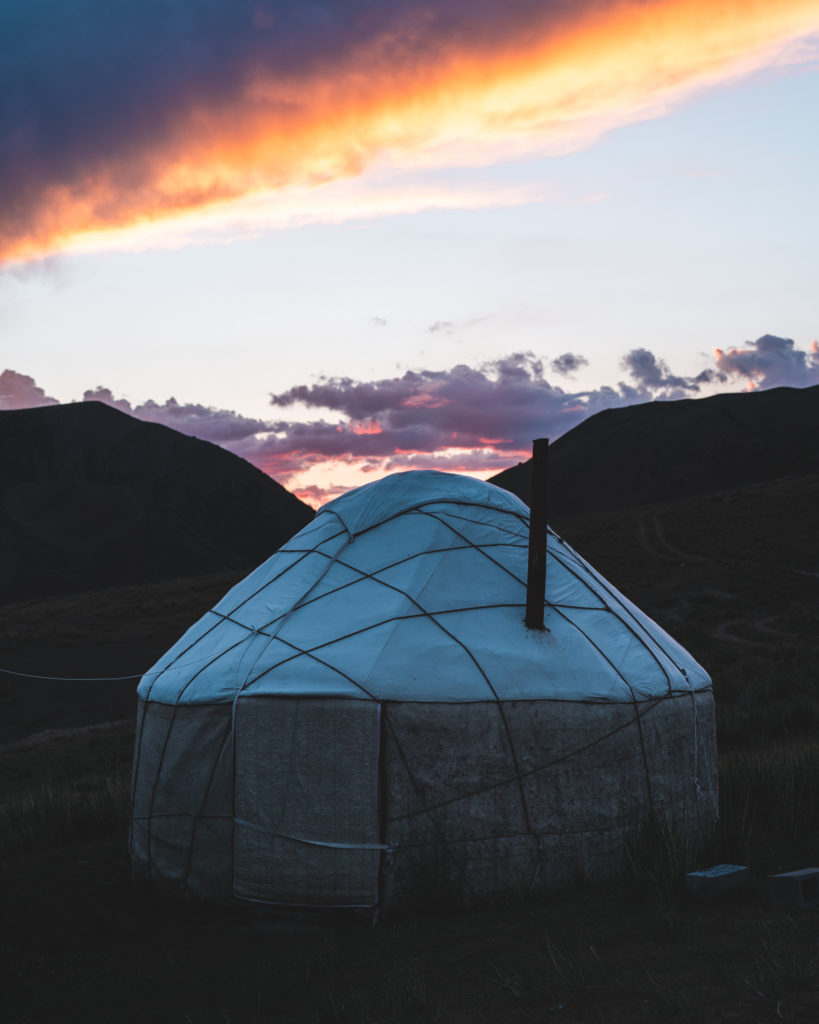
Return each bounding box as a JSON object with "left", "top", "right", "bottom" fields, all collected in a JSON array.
[
  {"left": 490, "top": 383, "right": 819, "bottom": 514},
  {"left": 551, "top": 473, "right": 819, "bottom": 726},
  {"left": 0, "top": 401, "right": 313, "bottom": 603}
]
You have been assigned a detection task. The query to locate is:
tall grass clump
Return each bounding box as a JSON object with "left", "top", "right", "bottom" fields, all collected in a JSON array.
[
  {"left": 622, "top": 815, "right": 694, "bottom": 927},
  {"left": 717, "top": 740, "right": 819, "bottom": 869},
  {"left": 0, "top": 772, "right": 130, "bottom": 867}
]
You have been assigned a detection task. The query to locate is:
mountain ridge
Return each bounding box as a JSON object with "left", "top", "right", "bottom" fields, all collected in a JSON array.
[
  {"left": 490, "top": 383, "right": 819, "bottom": 513},
  {"left": 0, "top": 401, "right": 313, "bottom": 603}
]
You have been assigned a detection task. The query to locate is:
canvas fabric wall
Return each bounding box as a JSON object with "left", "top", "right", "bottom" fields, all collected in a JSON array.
[
  {"left": 131, "top": 690, "right": 716, "bottom": 909},
  {"left": 380, "top": 691, "right": 716, "bottom": 904},
  {"left": 131, "top": 700, "right": 234, "bottom": 902}
]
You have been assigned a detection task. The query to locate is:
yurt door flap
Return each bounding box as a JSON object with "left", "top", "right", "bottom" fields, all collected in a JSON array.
[{"left": 233, "top": 697, "right": 382, "bottom": 907}]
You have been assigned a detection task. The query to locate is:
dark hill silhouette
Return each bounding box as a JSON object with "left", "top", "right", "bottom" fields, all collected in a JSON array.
[
  {"left": 0, "top": 401, "right": 313, "bottom": 603},
  {"left": 490, "top": 384, "right": 819, "bottom": 513}
]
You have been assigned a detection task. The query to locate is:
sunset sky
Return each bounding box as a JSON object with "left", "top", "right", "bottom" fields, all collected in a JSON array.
[{"left": 2, "top": 1, "right": 818, "bottom": 504}]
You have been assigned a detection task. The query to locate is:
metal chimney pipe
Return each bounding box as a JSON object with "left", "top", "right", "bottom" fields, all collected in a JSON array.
[{"left": 525, "top": 437, "right": 549, "bottom": 630}]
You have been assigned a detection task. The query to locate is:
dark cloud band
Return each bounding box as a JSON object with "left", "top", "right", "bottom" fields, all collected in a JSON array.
[{"left": 2, "top": 335, "right": 815, "bottom": 503}]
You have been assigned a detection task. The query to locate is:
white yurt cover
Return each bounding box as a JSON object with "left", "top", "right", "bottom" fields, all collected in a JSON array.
[{"left": 139, "top": 470, "right": 710, "bottom": 707}]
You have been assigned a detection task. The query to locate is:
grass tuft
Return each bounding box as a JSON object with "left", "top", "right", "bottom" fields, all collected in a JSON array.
[
  {"left": 718, "top": 740, "right": 819, "bottom": 871},
  {"left": 0, "top": 772, "right": 130, "bottom": 866},
  {"left": 622, "top": 815, "right": 692, "bottom": 930}
]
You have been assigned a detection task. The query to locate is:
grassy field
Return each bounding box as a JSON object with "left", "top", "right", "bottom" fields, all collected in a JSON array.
[{"left": 2, "top": 473, "right": 818, "bottom": 1022}]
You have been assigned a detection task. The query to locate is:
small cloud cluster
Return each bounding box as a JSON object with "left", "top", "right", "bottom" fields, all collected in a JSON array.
[
  {"left": 82, "top": 388, "right": 269, "bottom": 444},
  {"left": 0, "top": 369, "right": 59, "bottom": 410},
  {"left": 621, "top": 348, "right": 686, "bottom": 391},
  {"left": 619, "top": 348, "right": 726, "bottom": 396},
  {"left": 714, "top": 334, "right": 819, "bottom": 390},
  {"left": 427, "top": 320, "right": 456, "bottom": 335},
  {"left": 424, "top": 314, "right": 493, "bottom": 337},
  {"left": 550, "top": 352, "right": 588, "bottom": 377}
]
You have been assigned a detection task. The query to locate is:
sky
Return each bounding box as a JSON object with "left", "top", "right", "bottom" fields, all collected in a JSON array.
[{"left": 2, "top": 0, "right": 818, "bottom": 505}]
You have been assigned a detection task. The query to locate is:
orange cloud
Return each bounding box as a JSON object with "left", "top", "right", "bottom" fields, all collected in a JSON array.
[{"left": 3, "top": 0, "right": 819, "bottom": 262}]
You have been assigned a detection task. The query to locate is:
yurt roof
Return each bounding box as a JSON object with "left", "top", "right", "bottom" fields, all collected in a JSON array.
[{"left": 139, "top": 470, "right": 711, "bottom": 706}]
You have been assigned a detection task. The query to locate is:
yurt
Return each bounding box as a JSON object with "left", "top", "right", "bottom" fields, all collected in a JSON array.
[{"left": 130, "top": 470, "right": 717, "bottom": 909}]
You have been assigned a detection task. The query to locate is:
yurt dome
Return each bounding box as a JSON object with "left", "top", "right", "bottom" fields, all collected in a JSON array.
[{"left": 131, "top": 470, "right": 717, "bottom": 909}]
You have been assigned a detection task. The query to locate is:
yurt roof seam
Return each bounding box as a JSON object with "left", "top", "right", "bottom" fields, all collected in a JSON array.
[
  {"left": 419, "top": 506, "right": 677, "bottom": 699},
  {"left": 224, "top": 533, "right": 348, "bottom": 621},
  {"left": 420, "top": 505, "right": 680, "bottom": 692},
  {"left": 238, "top": 556, "right": 499, "bottom": 701},
  {"left": 242, "top": 632, "right": 379, "bottom": 700},
  {"left": 422, "top": 508, "right": 532, "bottom": 545},
  {"left": 545, "top": 536, "right": 681, "bottom": 694},
  {"left": 223, "top": 539, "right": 517, "bottom": 629},
  {"left": 218, "top": 600, "right": 641, "bottom": 649},
  {"left": 357, "top": 544, "right": 452, "bottom": 694},
  {"left": 417, "top": 508, "right": 529, "bottom": 579},
  {"left": 136, "top": 603, "right": 695, "bottom": 706},
  {"left": 138, "top": 540, "right": 321, "bottom": 701},
  {"left": 549, "top": 601, "right": 645, "bottom": 704},
  {"left": 551, "top": 532, "right": 689, "bottom": 685},
  {"left": 324, "top": 495, "right": 529, "bottom": 540},
  {"left": 553, "top": 552, "right": 676, "bottom": 691},
  {"left": 230, "top": 533, "right": 381, "bottom": 703},
  {"left": 192, "top": 534, "right": 358, "bottom": 704}
]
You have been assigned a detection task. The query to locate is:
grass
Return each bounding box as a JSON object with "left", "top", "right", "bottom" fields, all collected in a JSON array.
[
  {"left": 718, "top": 740, "right": 819, "bottom": 872},
  {"left": 0, "top": 772, "right": 130, "bottom": 867},
  {"left": 0, "top": 571, "right": 242, "bottom": 648},
  {"left": 622, "top": 815, "right": 691, "bottom": 930},
  {"left": 748, "top": 918, "right": 819, "bottom": 997},
  {"left": 3, "top": 836, "right": 818, "bottom": 1023},
  {"left": 0, "top": 722, "right": 135, "bottom": 800},
  {"left": 2, "top": 684, "right": 817, "bottom": 1022}
]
